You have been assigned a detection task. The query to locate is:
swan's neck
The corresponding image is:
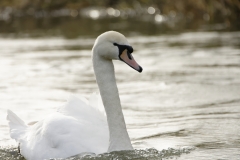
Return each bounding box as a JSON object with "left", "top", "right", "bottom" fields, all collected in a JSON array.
[{"left": 92, "top": 52, "right": 133, "bottom": 152}]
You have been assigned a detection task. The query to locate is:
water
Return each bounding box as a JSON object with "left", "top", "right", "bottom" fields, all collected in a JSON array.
[{"left": 0, "top": 31, "right": 240, "bottom": 159}]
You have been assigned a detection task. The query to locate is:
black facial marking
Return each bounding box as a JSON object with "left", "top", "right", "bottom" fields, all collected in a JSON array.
[
  {"left": 127, "top": 51, "right": 132, "bottom": 60},
  {"left": 113, "top": 43, "right": 133, "bottom": 61},
  {"left": 113, "top": 42, "right": 142, "bottom": 73}
]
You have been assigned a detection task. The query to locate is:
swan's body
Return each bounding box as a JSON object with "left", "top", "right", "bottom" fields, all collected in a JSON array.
[
  {"left": 7, "top": 95, "right": 108, "bottom": 159},
  {"left": 7, "top": 31, "right": 142, "bottom": 160}
]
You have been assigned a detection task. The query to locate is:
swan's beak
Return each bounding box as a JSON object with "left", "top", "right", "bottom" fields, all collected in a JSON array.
[{"left": 120, "top": 49, "right": 143, "bottom": 73}]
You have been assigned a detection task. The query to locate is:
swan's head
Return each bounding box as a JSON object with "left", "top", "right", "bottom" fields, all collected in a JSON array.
[{"left": 93, "top": 31, "right": 143, "bottom": 73}]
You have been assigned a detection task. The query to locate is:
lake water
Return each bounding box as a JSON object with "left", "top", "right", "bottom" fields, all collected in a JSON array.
[{"left": 0, "top": 31, "right": 240, "bottom": 159}]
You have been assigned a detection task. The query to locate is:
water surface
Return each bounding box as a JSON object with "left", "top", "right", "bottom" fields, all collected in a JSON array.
[{"left": 0, "top": 31, "right": 240, "bottom": 159}]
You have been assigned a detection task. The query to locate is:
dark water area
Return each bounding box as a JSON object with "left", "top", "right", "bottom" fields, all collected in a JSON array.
[
  {"left": 1, "top": 3, "right": 239, "bottom": 38},
  {"left": 0, "top": 17, "right": 175, "bottom": 38}
]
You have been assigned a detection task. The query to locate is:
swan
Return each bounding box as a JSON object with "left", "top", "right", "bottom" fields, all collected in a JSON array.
[{"left": 7, "top": 31, "right": 143, "bottom": 160}]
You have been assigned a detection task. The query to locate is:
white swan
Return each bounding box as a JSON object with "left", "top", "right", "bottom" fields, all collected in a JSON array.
[{"left": 7, "top": 31, "right": 143, "bottom": 160}]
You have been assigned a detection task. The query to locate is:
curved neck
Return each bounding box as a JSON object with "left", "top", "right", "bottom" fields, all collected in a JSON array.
[{"left": 92, "top": 50, "right": 133, "bottom": 152}]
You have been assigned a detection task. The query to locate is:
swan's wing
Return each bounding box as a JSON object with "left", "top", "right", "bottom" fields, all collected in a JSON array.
[
  {"left": 58, "top": 94, "right": 106, "bottom": 120},
  {"left": 7, "top": 95, "right": 109, "bottom": 160},
  {"left": 6, "top": 110, "right": 27, "bottom": 141},
  {"left": 89, "top": 92, "right": 106, "bottom": 116},
  {"left": 57, "top": 95, "right": 89, "bottom": 117},
  {"left": 20, "top": 112, "right": 108, "bottom": 160},
  {"left": 27, "top": 95, "right": 108, "bottom": 159}
]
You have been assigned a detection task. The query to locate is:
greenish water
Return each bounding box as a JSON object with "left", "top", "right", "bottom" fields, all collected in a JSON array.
[{"left": 0, "top": 31, "right": 239, "bottom": 159}]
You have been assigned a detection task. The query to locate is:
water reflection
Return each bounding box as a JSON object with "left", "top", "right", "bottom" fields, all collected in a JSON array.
[{"left": 1, "top": 2, "right": 238, "bottom": 38}]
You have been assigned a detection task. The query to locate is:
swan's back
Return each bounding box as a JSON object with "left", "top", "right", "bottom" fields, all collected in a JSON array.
[{"left": 7, "top": 94, "right": 109, "bottom": 160}]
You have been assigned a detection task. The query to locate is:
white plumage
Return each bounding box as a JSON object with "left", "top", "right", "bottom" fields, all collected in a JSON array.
[
  {"left": 7, "top": 31, "right": 142, "bottom": 160},
  {"left": 7, "top": 94, "right": 108, "bottom": 160}
]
